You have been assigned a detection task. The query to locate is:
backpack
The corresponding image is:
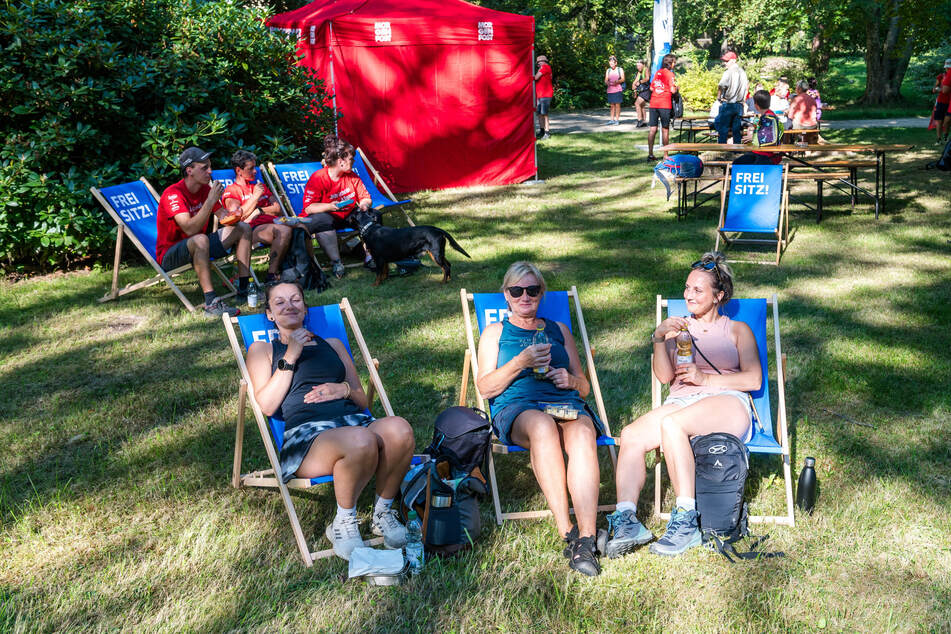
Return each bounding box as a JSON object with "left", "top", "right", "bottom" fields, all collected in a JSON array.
[
  {"left": 692, "top": 432, "right": 784, "bottom": 562},
  {"left": 653, "top": 154, "right": 704, "bottom": 200},
  {"left": 753, "top": 112, "right": 784, "bottom": 148},
  {"left": 280, "top": 226, "right": 329, "bottom": 292},
  {"left": 925, "top": 137, "right": 951, "bottom": 171},
  {"left": 671, "top": 92, "right": 684, "bottom": 119},
  {"left": 400, "top": 407, "right": 491, "bottom": 557}
]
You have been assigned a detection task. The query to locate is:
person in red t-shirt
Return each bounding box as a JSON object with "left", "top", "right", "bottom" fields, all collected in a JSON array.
[
  {"left": 647, "top": 54, "right": 679, "bottom": 161},
  {"left": 787, "top": 80, "right": 818, "bottom": 130},
  {"left": 301, "top": 135, "right": 373, "bottom": 279},
  {"left": 222, "top": 150, "right": 292, "bottom": 283},
  {"left": 934, "top": 60, "right": 951, "bottom": 143},
  {"left": 155, "top": 147, "right": 252, "bottom": 317},
  {"left": 534, "top": 55, "right": 554, "bottom": 139}
]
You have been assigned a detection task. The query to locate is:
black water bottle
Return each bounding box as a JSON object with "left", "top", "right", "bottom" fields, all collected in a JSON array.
[{"left": 796, "top": 457, "right": 817, "bottom": 514}]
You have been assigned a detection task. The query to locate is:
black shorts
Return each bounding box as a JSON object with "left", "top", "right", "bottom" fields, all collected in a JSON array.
[
  {"left": 607, "top": 91, "right": 623, "bottom": 104},
  {"left": 935, "top": 102, "right": 949, "bottom": 121},
  {"left": 536, "top": 98, "right": 552, "bottom": 115},
  {"left": 160, "top": 230, "right": 230, "bottom": 271},
  {"left": 301, "top": 212, "right": 352, "bottom": 233},
  {"left": 649, "top": 107, "right": 672, "bottom": 129}
]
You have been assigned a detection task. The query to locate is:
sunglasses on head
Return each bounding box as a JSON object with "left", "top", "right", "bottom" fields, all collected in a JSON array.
[
  {"left": 691, "top": 259, "right": 722, "bottom": 284},
  {"left": 506, "top": 285, "right": 542, "bottom": 298}
]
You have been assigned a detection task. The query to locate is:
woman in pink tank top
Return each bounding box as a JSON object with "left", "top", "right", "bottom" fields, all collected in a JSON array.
[
  {"left": 604, "top": 55, "right": 625, "bottom": 125},
  {"left": 603, "top": 252, "right": 763, "bottom": 559}
]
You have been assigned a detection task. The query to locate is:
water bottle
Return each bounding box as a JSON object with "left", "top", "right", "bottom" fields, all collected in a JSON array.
[
  {"left": 247, "top": 281, "right": 259, "bottom": 308},
  {"left": 675, "top": 326, "right": 694, "bottom": 365},
  {"left": 796, "top": 457, "right": 818, "bottom": 514},
  {"left": 532, "top": 323, "right": 549, "bottom": 378},
  {"left": 405, "top": 510, "right": 424, "bottom": 575}
]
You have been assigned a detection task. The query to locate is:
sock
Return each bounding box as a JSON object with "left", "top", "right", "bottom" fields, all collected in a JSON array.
[
  {"left": 335, "top": 505, "right": 357, "bottom": 523},
  {"left": 238, "top": 276, "right": 250, "bottom": 293},
  {"left": 675, "top": 496, "right": 696, "bottom": 512},
  {"left": 615, "top": 501, "right": 637, "bottom": 514},
  {"left": 203, "top": 291, "right": 217, "bottom": 305},
  {"left": 374, "top": 496, "right": 393, "bottom": 516}
]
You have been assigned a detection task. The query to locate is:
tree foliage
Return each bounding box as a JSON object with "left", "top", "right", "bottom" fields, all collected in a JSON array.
[{"left": 0, "top": 0, "right": 333, "bottom": 272}]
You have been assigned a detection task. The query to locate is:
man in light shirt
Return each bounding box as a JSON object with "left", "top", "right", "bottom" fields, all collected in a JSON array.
[{"left": 713, "top": 51, "right": 748, "bottom": 144}]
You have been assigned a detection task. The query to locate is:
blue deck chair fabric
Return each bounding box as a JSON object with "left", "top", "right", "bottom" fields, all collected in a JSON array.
[
  {"left": 352, "top": 152, "right": 411, "bottom": 210},
  {"left": 269, "top": 161, "right": 356, "bottom": 239},
  {"left": 210, "top": 167, "right": 265, "bottom": 189},
  {"left": 665, "top": 298, "right": 782, "bottom": 454},
  {"left": 98, "top": 180, "right": 162, "bottom": 260},
  {"left": 471, "top": 291, "right": 616, "bottom": 452},
  {"left": 721, "top": 164, "right": 785, "bottom": 233}
]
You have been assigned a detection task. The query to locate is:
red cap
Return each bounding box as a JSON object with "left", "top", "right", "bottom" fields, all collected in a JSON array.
[{"left": 721, "top": 51, "right": 738, "bottom": 62}]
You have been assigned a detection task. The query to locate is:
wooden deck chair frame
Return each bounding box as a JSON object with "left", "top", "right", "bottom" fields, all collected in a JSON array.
[
  {"left": 223, "top": 298, "right": 396, "bottom": 566},
  {"left": 93, "top": 177, "right": 236, "bottom": 313},
  {"left": 715, "top": 163, "right": 790, "bottom": 266},
  {"left": 354, "top": 147, "right": 415, "bottom": 227},
  {"left": 459, "top": 287, "right": 618, "bottom": 526},
  {"left": 651, "top": 294, "right": 795, "bottom": 527}
]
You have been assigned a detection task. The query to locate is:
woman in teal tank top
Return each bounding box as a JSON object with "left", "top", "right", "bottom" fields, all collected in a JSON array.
[{"left": 476, "top": 262, "right": 605, "bottom": 577}]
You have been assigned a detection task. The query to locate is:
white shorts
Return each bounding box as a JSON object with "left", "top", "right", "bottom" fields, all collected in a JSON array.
[{"left": 663, "top": 390, "right": 753, "bottom": 443}]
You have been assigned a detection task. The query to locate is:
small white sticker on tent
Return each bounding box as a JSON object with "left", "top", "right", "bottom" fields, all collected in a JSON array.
[
  {"left": 478, "top": 21, "right": 494, "bottom": 41},
  {"left": 374, "top": 22, "right": 392, "bottom": 42}
]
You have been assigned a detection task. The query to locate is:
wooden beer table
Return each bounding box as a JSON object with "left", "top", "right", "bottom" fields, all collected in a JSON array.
[{"left": 659, "top": 142, "right": 914, "bottom": 217}]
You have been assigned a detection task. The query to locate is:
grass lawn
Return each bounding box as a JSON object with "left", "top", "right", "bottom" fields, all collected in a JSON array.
[{"left": 1, "top": 126, "right": 949, "bottom": 631}]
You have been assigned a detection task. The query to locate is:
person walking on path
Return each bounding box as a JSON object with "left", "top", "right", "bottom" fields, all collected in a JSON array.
[
  {"left": 713, "top": 51, "right": 748, "bottom": 144},
  {"left": 633, "top": 60, "right": 651, "bottom": 127},
  {"left": 934, "top": 59, "right": 951, "bottom": 144},
  {"left": 604, "top": 56, "right": 625, "bottom": 126},
  {"left": 647, "top": 54, "right": 678, "bottom": 161},
  {"left": 535, "top": 55, "right": 554, "bottom": 139}
]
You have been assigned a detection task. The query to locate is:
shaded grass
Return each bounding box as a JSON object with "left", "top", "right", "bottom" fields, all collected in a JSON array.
[{"left": 1, "top": 126, "right": 949, "bottom": 631}]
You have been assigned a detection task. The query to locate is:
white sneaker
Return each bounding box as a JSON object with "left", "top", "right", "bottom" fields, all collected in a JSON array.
[
  {"left": 371, "top": 508, "right": 408, "bottom": 549},
  {"left": 324, "top": 514, "right": 363, "bottom": 560}
]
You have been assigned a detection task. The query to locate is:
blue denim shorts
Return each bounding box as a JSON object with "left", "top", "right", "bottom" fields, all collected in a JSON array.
[{"left": 663, "top": 390, "right": 753, "bottom": 443}]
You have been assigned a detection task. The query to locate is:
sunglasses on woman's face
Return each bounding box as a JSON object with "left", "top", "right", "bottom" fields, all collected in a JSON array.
[{"left": 506, "top": 285, "right": 541, "bottom": 298}]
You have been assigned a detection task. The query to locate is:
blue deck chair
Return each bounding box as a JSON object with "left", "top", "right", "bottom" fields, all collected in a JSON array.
[
  {"left": 210, "top": 166, "right": 264, "bottom": 189},
  {"left": 223, "top": 299, "right": 422, "bottom": 565},
  {"left": 91, "top": 178, "right": 236, "bottom": 312},
  {"left": 715, "top": 163, "right": 790, "bottom": 265},
  {"left": 353, "top": 148, "right": 413, "bottom": 223},
  {"left": 459, "top": 287, "right": 618, "bottom": 525},
  {"left": 264, "top": 161, "right": 360, "bottom": 244},
  {"left": 652, "top": 295, "right": 795, "bottom": 526}
]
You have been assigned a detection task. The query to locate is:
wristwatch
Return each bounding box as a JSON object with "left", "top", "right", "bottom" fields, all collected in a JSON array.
[{"left": 277, "top": 359, "right": 296, "bottom": 372}]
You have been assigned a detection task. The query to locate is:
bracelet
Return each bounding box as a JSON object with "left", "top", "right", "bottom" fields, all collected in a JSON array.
[
  {"left": 342, "top": 382, "right": 352, "bottom": 400},
  {"left": 650, "top": 332, "right": 665, "bottom": 344}
]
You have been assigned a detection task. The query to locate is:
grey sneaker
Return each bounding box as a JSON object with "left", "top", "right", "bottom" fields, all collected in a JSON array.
[
  {"left": 605, "top": 509, "right": 654, "bottom": 558},
  {"left": 331, "top": 261, "right": 346, "bottom": 279},
  {"left": 203, "top": 297, "right": 239, "bottom": 318},
  {"left": 649, "top": 507, "right": 702, "bottom": 557},
  {"left": 371, "top": 508, "right": 408, "bottom": 549},
  {"left": 324, "top": 514, "right": 364, "bottom": 560}
]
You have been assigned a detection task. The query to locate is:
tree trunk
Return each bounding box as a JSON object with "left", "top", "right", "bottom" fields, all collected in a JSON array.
[
  {"left": 862, "top": 0, "right": 915, "bottom": 104},
  {"left": 808, "top": 25, "right": 831, "bottom": 76}
]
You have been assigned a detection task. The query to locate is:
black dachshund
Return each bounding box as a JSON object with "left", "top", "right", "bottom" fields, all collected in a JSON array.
[{"left": 349, "top": 209, "right": 470, "bottom": 285}]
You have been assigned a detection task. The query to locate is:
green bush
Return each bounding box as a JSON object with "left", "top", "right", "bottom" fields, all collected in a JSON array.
[
  {"left": 676, "top": 65, "right": 722, "bottom": 112},
  {"left": 0, "top": 0, "right": 334, "bottom": 272}
]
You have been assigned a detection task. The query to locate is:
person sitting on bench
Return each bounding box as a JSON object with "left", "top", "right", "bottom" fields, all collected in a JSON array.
[{"left": 733, "top": 90, "right": 784, "bottom": 166}]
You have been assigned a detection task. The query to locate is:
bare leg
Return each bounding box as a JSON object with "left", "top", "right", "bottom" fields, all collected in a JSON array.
[
  {"left": 367, "top": 416, "right": 415, "bottom": 499},
  {"left": 558, "top": 415, "right": 600, "bottom": 537},
  {"left": 314, "top": 230, "right": 341, "bottom": 262},
  {"left": 253, "top": 223, "right": 292, "bottom": 275},
  {"left": 660, "top": 395, "right": 750, "bottom": 499},
  {"left": 661, "top": 126, "right": 671, "bottom": 159},
  {"left": 186, "top": 233, "right": 214, "bottom": 293},
  {"left": 295, "top": 426, "right": 379, "bottom": 508},
  {"left": 219, "top": 224, "right": 252, "bottom": 276},
  {"left": 509, "top": 409, "right": 572, "bottom": 537},
  {"left": 614, "top": 405, "right": 680, "bottom": 504},
  {"left": 648, "top": 126, "right": 658, "bottom": 157}
]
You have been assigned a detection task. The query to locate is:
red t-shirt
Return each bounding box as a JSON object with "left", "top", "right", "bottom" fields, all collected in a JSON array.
[
  {"left": 300, "top": 168, "right": 371, "bottom": 219},
  {"left": 222, "top": 180, "right": 278, "bottom": 228},
  {"left": 649, "top": 69, "right": 675, "bottom": 109},
  {"left": 155, "top": 179, "right": 220, "bottom": 264},
  {"left": 938, "top": 70, "right": 951, "bottom": 105},
  {"left": 788, "top": 93, "right": 818, "bottom": 127},
  {"left": 536, "top": 63, "right": 553, "bottom": 99}
]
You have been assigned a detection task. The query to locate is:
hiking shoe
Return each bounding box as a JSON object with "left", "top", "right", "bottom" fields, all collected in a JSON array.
[
  {"left": 541, "top": 132, "right": 551, "bottom": 139},
  {"left": 649, "top": 507, "right": 701, "bottom": 557},
  {"left": 371, "top": 508, "right": 408, "bottom": 549},
  {"left": 203, "top": 297, "right": 239, "bottom": 318},
  {"left": 331, "top": 261, "right": 346, "bottom": 279},
  {"left": 567, "top": 535, "right": 601, "bottom": 576},
  {"left": 562, "top": 524, "right": 579, "bottom": 558},
  {"left": 605, "top": 509, "right": 654, "bottom": 558},
  {"left": 325, "top": 514, "right": 364, "bottom": 560}
]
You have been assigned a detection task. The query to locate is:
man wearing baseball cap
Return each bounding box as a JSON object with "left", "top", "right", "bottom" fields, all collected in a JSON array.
[
  {"left": 935, "top": 59, "right": 951, "bottom": 144},
  {"left": 154, "top": 147, "right": 253, "bottom": 317},
  {"left": 534, "top": 55, "right": 554, "bottom": 139},
  {"left": 714, "top": 50, "right": 748, "bottom": 144}
]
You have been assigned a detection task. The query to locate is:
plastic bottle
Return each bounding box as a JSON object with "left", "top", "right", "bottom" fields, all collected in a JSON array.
[
  {"left": 675, "top": 326, "right": 694, "bottom": 365},
  {"left": 532, "top": 323, "right": 549, "bottom": 378},
  {"left": 796, "top": 457, "right": 817, "bottom": 514},
  {"left": 405, "top": 511, "right": 424, "bottom": 575},
  {"left": 247, "top": 280, "right": 259, "bottom": 308}
]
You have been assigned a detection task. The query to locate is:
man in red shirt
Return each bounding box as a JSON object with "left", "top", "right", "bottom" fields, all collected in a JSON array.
[
  {"left": 648, "top": 54, "right": 679, "bottom": 160},
  {"left": 301, "top": 137, "right": 373, "bottom": 278},
  {"left": 935, "top": 59, "right": 951, "bottom": 143},
  {"left": 221, "top": 150, "right": 292, "bottom": 283},
  {"left": 787, "top": 80, "right": 818, "bottom": 130},
  {"left": 534, "top": 55, "right": 554, "bottom": 139},
  {"left": 155, "top": 147, "right": 252, "bottom": 317}
]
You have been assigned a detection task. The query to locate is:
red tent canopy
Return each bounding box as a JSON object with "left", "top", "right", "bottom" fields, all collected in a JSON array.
[{"left": 268, "top": 0, "right": 536, "bottom": 192}]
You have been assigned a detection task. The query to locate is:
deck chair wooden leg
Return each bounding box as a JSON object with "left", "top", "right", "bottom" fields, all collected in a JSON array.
[
  {"left": 233, "top": 381, "right": 248, "bottom": 489},
  {"left": 212, "top": 262, "right": 237, "bottom": 293},
  {"left": 459, "top": 349, "right": 471, "bottom": 407},
  {"left": 105, "top": 229, "right": 125, "bottom": 301},
  {"left": 653, "top": 448, "right": 663, "bottom": 520},
  {"left": 487, "top": 450, "right": 504, "bottom": 526},
  {"left": 366, "top": 359, "right": 380, "bottom": 407}
]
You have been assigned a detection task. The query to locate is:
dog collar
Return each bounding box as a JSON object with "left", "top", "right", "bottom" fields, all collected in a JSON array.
[{"left": 359, "top": 221, "right": 375, "bottom": 235}]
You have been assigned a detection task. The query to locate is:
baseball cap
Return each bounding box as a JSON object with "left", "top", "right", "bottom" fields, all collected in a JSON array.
[
  {"left": 721, "top": 51, "right": 738, "bottom": 62},
  {"left": 178, "top": 147, "right": 212, "bottom": 168},
  {"left": 537, "top": 55, "right": 548, "bottom": 63},
  {"left": 944, "top": 58, "right": 951, "bottom": 68}
]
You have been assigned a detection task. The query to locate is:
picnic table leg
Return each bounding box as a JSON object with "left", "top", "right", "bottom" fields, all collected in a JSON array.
[
  {"left": 849, "top": 167, "right": 856, "bottom": 213},
  {"left": 816, "top": 180, "right": 823, "bottom": 223},
  {"left": 879, "top": 151, "right": 885, "bottom": 217},
  {"left": 875, "top": 152, "right": 882, "bottom": 219}
]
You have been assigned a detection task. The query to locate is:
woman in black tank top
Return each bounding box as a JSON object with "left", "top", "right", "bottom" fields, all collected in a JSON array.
[{"left": 246, "top": 282, "right": 415, "bottom": 560}]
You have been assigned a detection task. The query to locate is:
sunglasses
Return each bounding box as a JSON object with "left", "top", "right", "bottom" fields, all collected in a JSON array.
[
  {"left": 506, "top": 285, "right": 542, "bottom": 298},
  {"left": 691, "top": 259, "right": 722, "bottom": 284}
]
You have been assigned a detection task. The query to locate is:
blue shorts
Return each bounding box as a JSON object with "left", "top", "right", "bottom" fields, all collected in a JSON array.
[
  {"left": 663, "top": 390, "right": 753, "bottom": 443},
  {"left": 607, "top": 91, "right": 623, "bottom": 104},
  {"left": 536, "top": 98, "right": 552, "bottom": 116},
  {"left": 491, "top": 400, "right": 604, "bottom": 447}
]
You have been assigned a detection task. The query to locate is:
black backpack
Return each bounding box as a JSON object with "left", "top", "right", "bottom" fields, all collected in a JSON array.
[
  {"left": 692, "top": 433, "right": 783, "bottom": 562},
  {"left": 400, "top": 407, "right": 491, "bottom": 556},
  {"left": 280, "top": 226, "right": 329, "bottom": 292},
  {"left": 926, "top": 137, "right": 951, "bottom": 171}
]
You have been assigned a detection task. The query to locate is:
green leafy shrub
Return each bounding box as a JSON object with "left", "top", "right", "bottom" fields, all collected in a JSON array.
[
  {"left": 0, "top": 0, "right": 334, "bottom": 272},
  {"left": 676, "top": 65, "right": 722, "bottom": 112}
]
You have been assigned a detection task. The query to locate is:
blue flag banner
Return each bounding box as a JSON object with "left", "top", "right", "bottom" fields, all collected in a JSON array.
[
  {"left": 652, "top": 0, "right": 672, "bottom": 75},
  {"left": 722, "top": 164, "right": 784, "bottom": 233}
]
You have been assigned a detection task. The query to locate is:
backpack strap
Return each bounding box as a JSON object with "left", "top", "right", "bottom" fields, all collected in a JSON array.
[{"left": 704, "top": 530, "right": 785, "bottom": 563}]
